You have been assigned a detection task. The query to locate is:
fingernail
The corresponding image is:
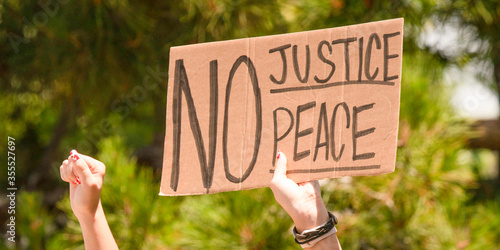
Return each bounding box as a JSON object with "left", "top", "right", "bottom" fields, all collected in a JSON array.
[
  {"left": 276, "top": 150, "right": 281, "bottom": 160},
  {"left": 70, "top": 150, "right": 79, "bottom": 161}
]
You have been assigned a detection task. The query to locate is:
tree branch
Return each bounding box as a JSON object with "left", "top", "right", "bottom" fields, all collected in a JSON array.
[{"left": 467, "top": 119, "right": 500, "bottom": 150}]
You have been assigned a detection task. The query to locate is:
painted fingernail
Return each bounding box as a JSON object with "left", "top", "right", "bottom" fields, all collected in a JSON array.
[
  {"left": 70, "top": 150, "right": 79, "bottom": 161},
  {"left": 276, "top": 150, "right": 281, "bottom": 160}
]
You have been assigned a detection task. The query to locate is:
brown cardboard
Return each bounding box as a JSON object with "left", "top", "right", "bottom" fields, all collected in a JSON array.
[{"left": 160, "top": 18, "right": 403, "bottom": 196}]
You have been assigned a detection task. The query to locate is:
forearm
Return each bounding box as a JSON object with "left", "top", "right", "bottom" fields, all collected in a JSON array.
[
  {"left": 306, "top": 234, "right": 341, "bottom": 250},
  {"left": 77, "top": 201, "right": 118, "bottom": 250}
]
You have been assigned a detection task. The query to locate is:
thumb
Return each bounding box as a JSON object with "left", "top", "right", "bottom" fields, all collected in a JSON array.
[{"left": 273, "top": 151, "right": 288, "bottom": 178}]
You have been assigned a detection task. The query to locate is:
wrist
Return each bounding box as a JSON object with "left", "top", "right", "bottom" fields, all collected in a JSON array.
[
  {"left": 292, "top": 198, "right": 330, "bottom": 233},
  {"left": 75, "top": 200, "right": 104, "bottom": 222},
  {"left": 293, "top": 212, "right": 339, "bottom": 248}
]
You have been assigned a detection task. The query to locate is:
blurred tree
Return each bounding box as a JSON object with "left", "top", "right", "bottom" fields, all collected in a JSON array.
[
  {"left": 1, "top": 0, "right": 165, "bottom": 192},
  {"left": 433, "top": 1, "right": 500, "bottom": 93},
  {"left": 0, "top": 0, "right": 287, "bottom": 192},
  {"left": 1, "top": 0, "right": 500, "bottom": 249}
]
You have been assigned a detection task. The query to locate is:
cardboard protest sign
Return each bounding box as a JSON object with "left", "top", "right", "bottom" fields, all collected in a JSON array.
[{"left": 160, "top": 18, "right": 403, "bottom": 196}]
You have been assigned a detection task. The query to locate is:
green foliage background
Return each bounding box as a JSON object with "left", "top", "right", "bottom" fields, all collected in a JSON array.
[{"left": 1, "top": 0, "right": 499, "bottom": 249}]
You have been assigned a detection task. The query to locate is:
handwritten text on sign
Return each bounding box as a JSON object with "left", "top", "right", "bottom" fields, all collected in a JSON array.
[{"left": 160, "top": 18, "right": 403, "bottom": 196}]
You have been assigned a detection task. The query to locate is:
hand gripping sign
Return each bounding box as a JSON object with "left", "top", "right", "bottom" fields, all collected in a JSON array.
[{"left": 160, "top": 18, "right": 403, "bottom": 196}]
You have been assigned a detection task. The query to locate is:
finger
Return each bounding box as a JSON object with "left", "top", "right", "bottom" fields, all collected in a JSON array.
[
  {"left": 271, "top": 151, "right": 298, "bottom": 202},
  {"left": 79, "top": 154, "right": 106, "bottom": 177},
  {"left": 65, "top": 156, "right": 78, "bottom": 183},
  {"left": 298, "top": 180, "right": 322, "bottom": 197},
  {"left": 298, "top": 180, "right": 320, "bottom": 189},
  {"left": 273, "top": 150, "right": 288, "bottom": 178},
  {"left": 60, "top": 160, "right": 69, "bottom": 182},
  {"left": 311, "top": 180, "right": 321, "bottom": 192},
  {"left": 70, "top": 150, "right": 94, "bottom": 184},
  {"left": 60, "top": 165, "right": 67, "bottom": 182}
]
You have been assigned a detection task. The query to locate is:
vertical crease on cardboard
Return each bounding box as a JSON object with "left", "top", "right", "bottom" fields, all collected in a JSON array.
[
  {"left": 329, "top": 28, "right": 337, "bottom": 178},
  {"left": 307, "top": 33, "right": 313, "bottom": 182},
  {"left": 339, "top": 26, "right": 348, "bottom": 177}
]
